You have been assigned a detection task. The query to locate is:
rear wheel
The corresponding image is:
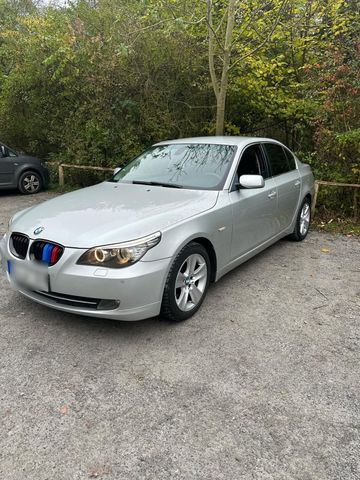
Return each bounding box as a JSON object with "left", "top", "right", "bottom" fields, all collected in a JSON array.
[
  {"left": 18, "top": 170, "right": 42, "bottom": 195},
  {"left": 289, "top": 197, "right": 311, "bottom": 241},
  {"left": 161, "top": 242, "right": 210, "bottom": 322}
]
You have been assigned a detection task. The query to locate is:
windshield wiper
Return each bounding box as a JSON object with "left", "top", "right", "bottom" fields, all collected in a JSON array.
[{"left": 132, "top": 180, "right": 183, "bottom": 189}]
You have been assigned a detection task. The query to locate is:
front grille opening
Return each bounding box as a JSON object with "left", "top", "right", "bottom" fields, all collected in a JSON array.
[
  {"left": 30, "top": 241, "right": 64, "bottom": 266},
  {"left": 10, "top": 233, "right": 29, "bottom": 259},
  {"left": 34, "top": 290, "right": 120, "bottom": 311}
]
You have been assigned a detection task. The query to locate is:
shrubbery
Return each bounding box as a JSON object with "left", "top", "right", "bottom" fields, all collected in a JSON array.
[{"left": 0, "top": 0, "right": 358, "bottom": 219}]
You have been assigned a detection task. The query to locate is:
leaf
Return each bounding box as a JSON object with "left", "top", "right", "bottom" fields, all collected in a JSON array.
[
  {"left": 59, "top": 405, "right": 69, "bottom": 414},
  {"left": 88, "top": 472, "right": 100, "bottom": 479},
  {"left": 320, "top": 248, "right": 330, "bottom": 253}
]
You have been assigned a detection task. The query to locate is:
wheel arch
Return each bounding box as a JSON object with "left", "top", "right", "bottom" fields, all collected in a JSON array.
[
  {"left": 190, "top": 236, "right": 217, "bottom": 282},
  {"left": 159, "top": 235, "right": 218, "bottom": 321},
  {"left": 157, "top": 232, "right": 218, "bottom": 288},
  {"left": 304, "top": 192, "right": 312, "bottom": 203},
  {"left": 15, "top": 165, "right": 45, "bottom": 186}
]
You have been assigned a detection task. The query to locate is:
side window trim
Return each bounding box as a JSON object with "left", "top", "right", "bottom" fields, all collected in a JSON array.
[
  {"left": 259, "top": 143, "right": 271, "bottom": 179},
  {"left": 261, "top": 142, "right": 274, "bottom": 177},
  {"left": 283, "top": 147, "right": 297, "bottom": 171},
  {"left": 256, "top": 144, "right": 270, "bottom": 179}
]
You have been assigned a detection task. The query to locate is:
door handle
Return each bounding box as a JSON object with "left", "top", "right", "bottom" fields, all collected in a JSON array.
[
  {"left": 294, "top": 180, "right": 301, "bottom": 187},
  {"left": 268, "top": 190, "right": 277, "bottom": 199}
]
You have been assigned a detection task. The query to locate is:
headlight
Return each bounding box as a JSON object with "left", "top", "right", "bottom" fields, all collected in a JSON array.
[{"left": 77, "top": 231, "right": 161, "bottom": 268}]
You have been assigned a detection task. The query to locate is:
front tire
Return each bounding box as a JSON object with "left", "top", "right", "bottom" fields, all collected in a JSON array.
[
  {"left": 161, "top": 242, "right": 210, "bottom": 322},
  {"left": 18, "top": 170, "right": 43, "bottom": 195},
  {"left": 289, "top": 197, "right": 311, "bottom": 241}
]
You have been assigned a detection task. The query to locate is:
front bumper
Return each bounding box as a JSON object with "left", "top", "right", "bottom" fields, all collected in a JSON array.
[{"left": 0, "top": 234, "right": 171, "bottom": 321}]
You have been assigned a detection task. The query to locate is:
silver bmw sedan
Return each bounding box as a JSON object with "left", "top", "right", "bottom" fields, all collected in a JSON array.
[{"left": 0, "top": 137, "right": 314, "bottom": 322}]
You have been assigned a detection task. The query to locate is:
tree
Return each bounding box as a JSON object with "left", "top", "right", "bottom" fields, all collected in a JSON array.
[
  {"left": 0, "top": 0, "right": 358, "bottom": 217},
  {"left": 207, "top": 0, "right": 288, "bottom": 135}
]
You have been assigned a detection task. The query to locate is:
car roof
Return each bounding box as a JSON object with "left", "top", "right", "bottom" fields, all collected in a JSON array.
[{"left": 154, "top": 136, "right": 284, "bottom": 147}]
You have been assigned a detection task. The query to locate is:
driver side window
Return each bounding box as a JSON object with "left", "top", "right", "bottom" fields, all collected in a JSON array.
[
  {"left": 0, "top": 144, "right": 16, "bottom": 158},
  {"left": 237, "top": 144, "right": 268, "bottom": 179}
]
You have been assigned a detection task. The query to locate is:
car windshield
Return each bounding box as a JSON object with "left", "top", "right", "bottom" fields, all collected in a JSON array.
[{"left": 110, "top": 143, "right": 237, "bottom": 190}]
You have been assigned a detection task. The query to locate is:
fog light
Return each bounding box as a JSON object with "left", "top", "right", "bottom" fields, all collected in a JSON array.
[{"left": 97, "top": 299, "right": 120, "bottom": 311}]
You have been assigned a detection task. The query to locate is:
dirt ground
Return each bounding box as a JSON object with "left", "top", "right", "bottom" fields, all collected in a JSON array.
[{"left": 0, "top": 190, "right": 359, "bottom": 480}]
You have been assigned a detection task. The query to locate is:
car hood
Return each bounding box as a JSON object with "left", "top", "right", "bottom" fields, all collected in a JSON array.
[{"left": 12, "top": 182, "right": 218, "bottom": 248}]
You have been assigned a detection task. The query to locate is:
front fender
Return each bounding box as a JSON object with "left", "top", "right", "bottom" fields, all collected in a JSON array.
[{"left": 142, "top": 191, "right": 233, "bottom": 279}]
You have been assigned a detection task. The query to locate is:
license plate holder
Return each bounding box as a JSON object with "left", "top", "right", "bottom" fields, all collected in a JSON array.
[{"left": 9, "top": 260, "right": 49, "bottom": 293}]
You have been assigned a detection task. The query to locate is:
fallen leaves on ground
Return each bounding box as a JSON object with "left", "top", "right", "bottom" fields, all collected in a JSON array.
[{"left": 59, "top": 405, "right": 69, "bottom": 415}]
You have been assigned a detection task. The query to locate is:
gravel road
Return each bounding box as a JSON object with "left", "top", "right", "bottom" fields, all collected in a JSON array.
[{"left": 0, "top": 190, "right": 359, "bottom": 480}]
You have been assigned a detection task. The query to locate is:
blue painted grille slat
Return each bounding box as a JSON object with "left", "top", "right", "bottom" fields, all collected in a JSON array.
[{"left": 42, "top": 244, "right": 54, "bottom": 263}]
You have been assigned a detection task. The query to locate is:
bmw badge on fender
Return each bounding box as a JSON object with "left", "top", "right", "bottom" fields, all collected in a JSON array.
[{"left": 0, "top": 137, "right": 314, "bottom": 322}]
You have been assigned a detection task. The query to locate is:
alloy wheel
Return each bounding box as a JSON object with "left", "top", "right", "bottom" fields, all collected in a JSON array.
[
  {"left": 300, "top": 202, "right": 310, "bottom": 236},
  {"left": 174, "top": 253, "right": 208, "bottom": 312},
  {"left": 23, "top": 174, "right": 40, "bottom": 193}
]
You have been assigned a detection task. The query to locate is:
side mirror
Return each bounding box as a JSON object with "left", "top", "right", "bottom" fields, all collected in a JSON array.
[
  {"left": 239, "top": 174, "right": 265, "bottom": 189},
  {"left": 113, "top": 167, "right": 121, "bottom": 176}
]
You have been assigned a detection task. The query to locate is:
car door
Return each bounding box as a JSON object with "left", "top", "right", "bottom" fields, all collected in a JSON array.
[
  {"left": 229, "top": 143, "right": 278, "bottom": 260},
  {"left": 0, "top": 145, "right": 16, "bottom": 186},
  {"left": 262, "top": 143, "right": 301, "bottom": 232},
  {"left": 0, "top": 158, "right": 16, "bottom": 186}
]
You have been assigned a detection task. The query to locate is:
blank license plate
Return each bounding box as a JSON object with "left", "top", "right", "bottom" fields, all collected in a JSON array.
[{"left": 8, "top": 261, "right": 49, "bottom": 292}]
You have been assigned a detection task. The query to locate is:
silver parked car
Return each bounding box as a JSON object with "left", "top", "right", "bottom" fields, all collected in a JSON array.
[{"left": 0, "top": 137, "right": 314, "bottom": 322}]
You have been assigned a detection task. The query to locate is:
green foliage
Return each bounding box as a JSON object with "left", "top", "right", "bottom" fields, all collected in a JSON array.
[
  {"left": 0, "top": 0, "right": 359, "bottom": 219},
  {"left": 0, "top": 0, "right": 210, "bottom": 165}
]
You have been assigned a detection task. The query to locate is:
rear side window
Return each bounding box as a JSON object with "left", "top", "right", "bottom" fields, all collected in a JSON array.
[{"left": 263, "top": 143, "right": 290, "bottom": 176}]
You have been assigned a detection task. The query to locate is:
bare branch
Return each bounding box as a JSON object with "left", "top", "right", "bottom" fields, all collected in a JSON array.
[
  {"left": 229, "top": 0, "right": 289, "bottom": 71},
  {"left": 230, "top": 0, "right": 274, "bottom": 47},
  {"left": 128, "top": 14, "right": 205, "bottom": 37},
  {"left": 215, "top": 10, "right": 228, "bottom": 34},
  {"left": 204, "top": 16, "right": 225, "bottom": 52},
  {"left": 172, "top": 100, "right": 216, "bottom": 109}
]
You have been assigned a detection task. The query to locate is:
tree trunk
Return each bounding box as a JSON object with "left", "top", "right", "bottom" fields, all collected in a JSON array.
[
  {"left": 208, "top": 0, "right": 287, "bottom": 135},
  {"left": 215, "top": 0, "right": 236, "bottom": 135},
  {"left": 216, "top": 93, "right": 226, "bottom": 135}
]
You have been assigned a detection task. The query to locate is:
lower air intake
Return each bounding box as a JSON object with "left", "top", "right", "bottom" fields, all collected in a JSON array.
[{"left": 34, "top": 291, "right": 120, "bottom": 310}]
